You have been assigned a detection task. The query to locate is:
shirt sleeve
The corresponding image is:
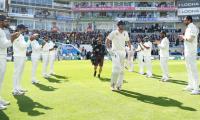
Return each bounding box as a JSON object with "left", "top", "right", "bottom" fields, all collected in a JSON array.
[
  {"left": 125, "top": 32, "right": 130, "bottom": 42},
  {"left": 15, "top": 35, "right": 30, "bottom": 49},
  {"left": 0, "top": 31, "right": 12, "bottom": 48},
  {"left": 107, "top": 31, "right": 115, "bottom": 41},
  {"left": 158, "top": 38, "right": 168, "bottom": 49}
]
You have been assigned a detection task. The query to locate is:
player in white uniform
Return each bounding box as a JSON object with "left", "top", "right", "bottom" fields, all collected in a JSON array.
[
  {"left": 12, "top": 24, "right": 35, "bottom": 95},
  {"left": 135, "top": 37, "right": 144, "bottom": 75},
  {"left": 125, "top": 45, "right": 134, "bottom": 72},
  {"left": 141, "top": 36, "right": 153, "bottom": 78},
  {"left": 42, "top": 36, "right": 50, "bottom": 78},
  {"left": 0, "top": 15, "right": 20, "bottom": 110},
  {"left": 49, "top": 40, "right": 56, "bottom": 75},
  {"left": 154, "top": 31, "right": 169, "bottom": 81},
  {"left": 106, "top": 21, "right": 131, "bottom": 91},
  {"left": 179, "top": 16, "right": 200, "bottom": 95},
  {"left": 31, "top": 34, "right": 42, "bottom": 84}
]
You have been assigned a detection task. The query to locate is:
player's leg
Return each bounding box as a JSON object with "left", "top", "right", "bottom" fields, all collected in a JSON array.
[
  {"left": 17, "top": 57, "right": 27, "bottom": 92},
  {"left": 138, "top": 54, "right": 144, "bottom": 75},
  {"left": 145, "top": 56, "right": 152, "bottom": 77},
  {"left": 116, "top": 51, "right": 126, "bottom": 90},
  {"left": 111, "top": 53, "right": 120, "bottom": 90},
  {"left": 31, "top": 56, "right": 39, "bottom": 83},
  {"left": 0, "top": 58, "right": 10, "bottom": 108},
  {"left": 98, "top": 58, "right": 104, "bottom": 78},
  {"left": 42, "top": 55, "right": 49, "bottom": 78},
  {"left": 94, "top": 65, "right": 97, "bottom": 77},
  {"left": 184, "top": 57, "right": 193, "bottom": 91},
  {"left": 189, "top": 56, "right": 199, "bottom": 94},
  {"left": 13, "top": 57, "right": 24, "bottom": 95},
  {"left": 49, "top": 54, "right": 55, "bottom": 75}
]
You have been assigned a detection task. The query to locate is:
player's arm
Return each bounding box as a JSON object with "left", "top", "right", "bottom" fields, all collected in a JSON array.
[
  {"left": 141, "top": 42, "right": 150, "bottom": 49},
  {"left": 126, "top": 40, "right": 131, "bottom": 51},
  {"left": 179, "top": 28, "right": 196, "bottom": 42},
  {"left": 106, "top": 38, "right": 111, "bottom": 49}
]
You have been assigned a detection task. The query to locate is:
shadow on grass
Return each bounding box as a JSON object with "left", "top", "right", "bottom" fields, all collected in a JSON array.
[
  {"left": 167, "top": 79, "right": 188, "bottom": 86},
  {"left": 34, "top": 83, "right": 58, "bottom": 91},
  {"left": 14, "top": 95, "right": 53, "bottom": 116},
  {"left": 99, "top": 77, "right": 128, "bottom": 83},
  {"left": 51, "top": 74, "right": 68, "bottom": 79},
  {"left": 0, "top": 111, "right": 9, "bottom": 120},
  {"left": 45, "top": 77, "right": 65, "bottom": 83},
  {"left": 99, "top": 77, "right": 110, "bottom": 82},
  {"left": 116, "top": 90, "right": 196, "bottom": 111}
]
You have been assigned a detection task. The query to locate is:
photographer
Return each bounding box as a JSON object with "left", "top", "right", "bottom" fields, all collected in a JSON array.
[{"left": 92, "top": 35, "right": 106, "bottom": 78}]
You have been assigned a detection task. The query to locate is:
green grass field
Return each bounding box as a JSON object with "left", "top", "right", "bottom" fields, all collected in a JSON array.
[{"left": 1, "top": 60, "right": 200, "bottom": 120}]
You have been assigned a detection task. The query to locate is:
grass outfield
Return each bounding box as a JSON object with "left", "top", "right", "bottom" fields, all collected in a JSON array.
[{"left": 1, "top": 60, "right": 200, "bottom": 120}]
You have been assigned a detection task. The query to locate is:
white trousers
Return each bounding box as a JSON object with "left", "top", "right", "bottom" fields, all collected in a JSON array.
[
  {"left": 137, "top": 53, "right": 144, "bottom": 74},
  {"left": 127, "top": 55, "right": 134, "bottom": 71},
  {"left": 49, "top": 53, "right": 56, "bottom": 74},
  {"left": 160, "top": 57, "right": 169, "bottom": 79},
  {"left": 0, "top": 57, "right": 6, "bottom": 98},
  {"left": 13, "top": 56, "right": 26, "bottom": 91},
  {"left": 144, "top": 56, "right": 152, "bottom": 76},
  {"left": 31, "top": 55, "right": 40, "bottom": 81},
  {"left": 185, "top": 55, "right": 199, "bottom": 91},
  {"left": 42, "top": 54, "right": 49, "bottom": 76},
  {"left": 111, "top": 51, "right": 126, "bottom": 88}
]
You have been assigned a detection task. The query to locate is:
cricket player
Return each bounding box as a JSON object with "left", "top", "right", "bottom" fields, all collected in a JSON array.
[
  {"left": 42, "top": 36, "right": 50, "bottom": 78},
  {"left": 92, "top": 35, "right": 106, "bottom": 78},
  {"left": 141, "top": 36, "right": 153, "bottom": 78},
  {"left": 135, "top": 37, "right": 145, "bottom": 75},
  {"left": 125, "top": 44, "right": 134, "bottom": 72},
  {"left": 179, "top": 16, "right": 200, "bottom": 95},
  {"left": 106, "top": 21, "right": 131, "bottom": 91},
  {"left": 0, "top": 15, "right": 20, "bottom": 110},
  {"left": 49, "top": 40, "right": 57, "bottom": 75},
  {"left": 31, "top": 34, "right": 42, "bottom": 84},
  {"left": 154, "top": 31, "right": 169, "bottom": 81},
  {"left": 12, "top": 24, "right": 35, "bottom": 95}
]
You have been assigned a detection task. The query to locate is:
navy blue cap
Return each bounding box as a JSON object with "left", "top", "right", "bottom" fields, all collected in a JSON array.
[
  {"left": 117, "top": 20, "right": 125, "bottom": 26},
  {"left": 0, "top": 15, "right": 6, "bottom": 21},
  {"left": 16, "top": 24, "right": 26, "bottom": 30}
]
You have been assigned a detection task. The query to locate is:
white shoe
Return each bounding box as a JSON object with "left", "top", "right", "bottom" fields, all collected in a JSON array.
[
  {"left": 0, "top": 104, "right": 7, "bottom": 110},
  {"left": 0, "top": 100, "right": 10, "bottom": 106},
  {"left": 43, "top": 74, "right": 50, "bottom": 78},
  {"left": 12, "top": 90, "right": 25, "bottom": 96},
  {"left": 111, "top": 84, "right": 116, "bottom": 91},
  {"left": 129, "top": 70, "right": 133, "bottom": 72},
  {"left": 163, "top": 77, "right": 169, "bottom": 82},
  {"left": 32, "top": 80, "right": 39, "bottom": 84},
  {"left": 184, "top": 86, "right": 193, "bottom": 91},
  {"left": 139, "top": 72, "right": 144, "bottom": 75},
  {"left": 146, "top": 75, "right": 152, "bottom": 78},
  {"left": 191, "top": 90, "right": 200, "bottom": 95},
  {"left": 19, "top": 89, "right": 28, "bottom": 92},
  {"left": 116, "top": 86, "right": 122, "bottom": 91}
]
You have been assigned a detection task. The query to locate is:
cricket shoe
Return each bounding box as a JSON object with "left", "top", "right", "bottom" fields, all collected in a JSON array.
[
  {"left": 0, "top": 100, "right": 10, "bottom": 106},
  {"left": 191, "top": 90, "right": 200, "bottom": 95},
  {"left": 12, "top": 90, "right": 25, "bottom": 96},
  {"left": 0, "top": 104, "right": 7, "bottom": 110},
  {"left": 183, "top": 86, "right": 193, "bottom": 91}
]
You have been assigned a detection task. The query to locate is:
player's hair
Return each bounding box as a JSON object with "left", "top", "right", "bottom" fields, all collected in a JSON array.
[
  {"left": 185, "top": 16, "right": 193, "bottom": 22},
  {"left": 160, "top": 31, "right": 167, "bottom": 37}
]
